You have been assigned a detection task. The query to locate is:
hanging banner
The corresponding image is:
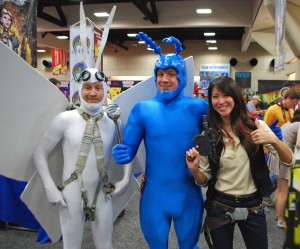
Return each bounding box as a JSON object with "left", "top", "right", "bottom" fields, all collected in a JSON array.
[
  {"left": 61, "top": 49, "right": 67, "bottom": 75},
  {"left": 51, "top": 49, "right": 61, "bottom": 75},
  {"left": 69, "top": 25, "right": 96, "bottom": 105},
  {"left": 0, "top": 0, "right": 37, "bottom": 67},
  {"left": 51, "top": 49, "right": 67, "bottom": 75},
  {"left": 94, "top": 27, "right": 102, "bottom": 68},
  {"left": 199, "top": 64, "right": 230, "bottom": 95},
  {"left": 274, "top": 0, "right": 286, "bottom": 73}
]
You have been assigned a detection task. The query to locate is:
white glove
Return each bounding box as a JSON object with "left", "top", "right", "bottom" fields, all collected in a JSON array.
[
  {"left": 110, "top": 178, "right": 130, "bottom": 197},
  {"left": 45, "top": 185, "right": 67, "bottom": 207}
]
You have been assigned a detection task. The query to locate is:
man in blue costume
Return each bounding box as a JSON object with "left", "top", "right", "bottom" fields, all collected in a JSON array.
[{"left": 112, "top": 32, "right": 208, "bottom": 249}]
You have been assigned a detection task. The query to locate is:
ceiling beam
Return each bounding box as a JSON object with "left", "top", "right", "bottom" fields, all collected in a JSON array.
[
  {"left": 37, "top": 3, "right": 67, "bottom": 27},
  {"left": 133, "top": 0, "right": 158, "bottom": 24},
  {"left": 109, "top": 41, "right": 129, "bottom": 51}
]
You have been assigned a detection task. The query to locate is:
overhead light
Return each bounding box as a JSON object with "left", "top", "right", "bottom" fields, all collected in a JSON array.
[
  {"left": 94, "top": 12, "right": 109, "bottom": 17},
  {"left": 147, "top": 47, "right": 154, "bottom": 51},
  {"left": 204, "top": 32, "right": 215, "bottom": 36},
  {"left": 196, "top": 9, "right": 212, "bottom": 14},
  {"left": 127, "top": 33, "right": 137, "bottom": 37},
  {"left": 287, "top": 72, "right": 296, "bottom": 80},
  {"left": 138, "top": 41, "right": 145, "bottom": 44},
  {"left": 206, "top": 40, "right": 216, "bottom": 43},
  {"left": 37, "top": 49, "right": 46, "bottom": 52},
  {"left": 57, "top": 35, "right": 68, "bottom": 40},
  {"left": 208, "top": 47, "right": 218, "bottom": 50}
]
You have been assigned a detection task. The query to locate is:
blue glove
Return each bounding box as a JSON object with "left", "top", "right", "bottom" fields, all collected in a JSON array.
[
  {"left": 269, "top": 119, "right": 283, "bottom": 141},
  {"left": 112, "top": 144, "right": 134, "bottom": 164}
]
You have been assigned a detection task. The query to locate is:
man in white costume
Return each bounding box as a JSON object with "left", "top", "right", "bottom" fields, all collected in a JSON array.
[{"left": 33, "top": 67, "right": 132, "bottom": 249}]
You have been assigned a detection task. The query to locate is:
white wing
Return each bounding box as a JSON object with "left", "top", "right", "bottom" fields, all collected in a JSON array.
[{"left": 0, "top": 42, "right": 69, "bottom": 181}]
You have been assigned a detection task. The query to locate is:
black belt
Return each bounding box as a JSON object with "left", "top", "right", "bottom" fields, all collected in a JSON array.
[{"left": 214, "top": 190, "right": 259, "bottom": 203}]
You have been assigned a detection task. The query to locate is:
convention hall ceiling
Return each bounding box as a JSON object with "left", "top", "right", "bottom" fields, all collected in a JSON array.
[{"left": 36, "top": 0, "right": 300, "bottom": 52}]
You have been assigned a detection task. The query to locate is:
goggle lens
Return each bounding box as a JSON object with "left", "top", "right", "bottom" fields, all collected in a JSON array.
[
  {"left": 95, "top": 71, "right": 106, "bottom": 82},
  {"left": 77, "top": 70, "right": 106, "bottom": 82},
  {"left": 81, "top": 70, "right": 91, "bottom": 81}
]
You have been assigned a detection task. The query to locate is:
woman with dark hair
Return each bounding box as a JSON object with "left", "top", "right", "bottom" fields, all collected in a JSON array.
[
  {"left": 186, "top": 76, "right": 293, "bottom": 249},
  {"left": 268, "top": 109, "right": 300, "bottom": 228}
]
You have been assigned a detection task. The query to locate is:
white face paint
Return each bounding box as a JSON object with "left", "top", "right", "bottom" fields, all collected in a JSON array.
[{"left": 78, "top": 68, "right": 107, "bottom": 116}]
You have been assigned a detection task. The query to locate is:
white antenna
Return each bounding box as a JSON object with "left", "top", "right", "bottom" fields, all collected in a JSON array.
[
  {"left": 80, "top": 2, "right": 89, "bottom": 68},
  {"left": 95, "top": 5, "right": 116, "bottom": 70}
]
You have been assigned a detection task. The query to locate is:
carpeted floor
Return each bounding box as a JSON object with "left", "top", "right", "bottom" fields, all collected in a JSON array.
[{"left": 0, "top": 192, "right": 285, "bottom": 249}]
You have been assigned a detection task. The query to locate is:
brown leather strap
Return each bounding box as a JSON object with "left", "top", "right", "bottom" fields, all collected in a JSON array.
[{"left": 212, "top": 200, "right": 265, "bottom": 213}]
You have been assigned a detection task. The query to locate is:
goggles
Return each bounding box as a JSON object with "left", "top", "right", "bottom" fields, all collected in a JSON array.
[{"left": 77, "top": 70, "right": 106, "bottom": 82}]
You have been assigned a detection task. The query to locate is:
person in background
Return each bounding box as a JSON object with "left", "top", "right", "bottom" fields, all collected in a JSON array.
[
  {"left": 112, "top": 32, "right": 208, "bottom": 249},
  {"left": 196, "top": 88, "right": 205, "bottom": 99},
  {"left": 49, "top": 78, "right": 62, "bottom": 89},
  {"left": 246, "top": 95, "right": 263, "bottom": 119},
  {"left": 263, "top": 88, "right": 300, "bottom": 206},
  {"left": 194, "top": 82, "right": 199, "bottom": 96},
  {"left": 243, "top": 94, "right": 249, "bottom": 105},
  {"left": 268, "top": 109, "right": 300, "bottom": 228},
  {"left": 186, "top": 76, "right": 293, "bottom": 249},
  {"left": 264, "top": 88, "right": 300, "bottom": 127}
]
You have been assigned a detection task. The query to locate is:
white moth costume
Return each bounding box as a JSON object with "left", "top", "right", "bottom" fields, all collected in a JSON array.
[
  {"left": 32, "top": 5, "right": 134, "bottom": 249},
  {"left": 0, "top": 3, "right": 138, "bottom": 249},
  {"left": 32, "top": 68, "right": 133, "bottom": 249}
]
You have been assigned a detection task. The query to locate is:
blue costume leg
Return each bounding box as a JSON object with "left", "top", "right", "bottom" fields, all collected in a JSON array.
[
  {"left": 140, "top": 183, "right": 171, "bottom": 249},
  {"left": 173, "top": 184, "right": 203, "bottom": 249},
  {"left": 140, "top": 180, "right": 204, "bottom": 249}
]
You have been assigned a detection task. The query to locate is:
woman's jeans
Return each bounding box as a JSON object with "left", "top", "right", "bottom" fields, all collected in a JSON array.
[{"left": 207, "top": 192, "right": 268, "bottom": 249}]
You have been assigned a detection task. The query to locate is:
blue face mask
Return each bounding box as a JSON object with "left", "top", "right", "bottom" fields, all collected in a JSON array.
[
  {"left": 154, "top": 54, "right": 186, "bottom": 100},
  {"left": 136, "top": 32, "right": 187, "bottom": 101}
]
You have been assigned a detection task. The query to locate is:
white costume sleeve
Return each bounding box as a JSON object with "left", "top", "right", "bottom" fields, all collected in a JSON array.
[
  {"left": 33, "top": 114, "right": 66, "bottom": 206},
  {"left": 110, "top": 162, "right": 133, "bottom": 197}
]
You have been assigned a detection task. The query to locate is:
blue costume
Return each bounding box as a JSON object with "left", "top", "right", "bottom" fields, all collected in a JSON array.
[{"left": 113, "top": 33, "right": 208, "bottom": 249}]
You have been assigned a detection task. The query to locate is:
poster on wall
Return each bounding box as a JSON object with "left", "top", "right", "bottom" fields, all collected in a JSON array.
[
  {"left": 199, "top": 64, "right": 230, "bottom": 95},
  {"left": 108, "top": 80, "right": 141, "bottom": 100},
  {"left": 0, "top": 0, "right": 37, "bottom": 67},
  {"left": 258, "top": 80, "right": 300, "bottom": 106},
  {"left": 60, "top": 80, "right": 70, "bottom": 101},
  {"left": 235, "top": 72, "right": 251, "bottom": 89}
]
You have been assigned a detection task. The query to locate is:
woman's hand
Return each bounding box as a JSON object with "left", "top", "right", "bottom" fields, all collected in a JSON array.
[
  {"left": 251, "top": 119, "right": 278, "bottom": 145},
  {"left": 186, "top": 147, "right": 208, "bottom": 185},
  {"left": 252, "top": 119, "right": 293, "bottom": 164},
  {"left": 186, "top": 147, "right": 200, "bottom": 174}
]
